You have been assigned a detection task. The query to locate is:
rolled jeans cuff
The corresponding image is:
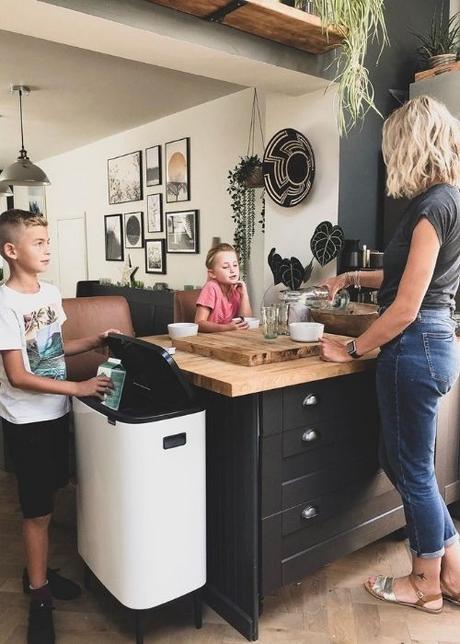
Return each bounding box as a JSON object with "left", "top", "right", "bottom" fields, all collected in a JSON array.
[{"left": 409, "top": 532, "right": 459, "bottom": 559}]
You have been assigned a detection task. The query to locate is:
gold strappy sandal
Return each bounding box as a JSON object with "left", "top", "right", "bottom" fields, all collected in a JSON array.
[
  {"left": 364, "top": 575, "right": 443, "bottom": 614},
  {"left": 442, "top": 583, "right": 460, "bottom": 607}
]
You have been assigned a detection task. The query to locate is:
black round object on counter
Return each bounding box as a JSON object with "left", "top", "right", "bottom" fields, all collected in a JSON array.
[{"left": 263, "top": 128, "right": 315, "bottom": 207}]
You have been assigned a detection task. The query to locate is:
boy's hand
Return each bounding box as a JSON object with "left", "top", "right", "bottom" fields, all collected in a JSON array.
[
  {"left": 96, "top": 328, "right": 122, "bottom": 347},
  {"left": 74, "top": 375, "right": 113, "bottom": 399}
]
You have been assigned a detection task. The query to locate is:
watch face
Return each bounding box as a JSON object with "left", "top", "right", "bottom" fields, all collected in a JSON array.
[{"left": 346, "top": 341, "right": 356, "bottom": 355}]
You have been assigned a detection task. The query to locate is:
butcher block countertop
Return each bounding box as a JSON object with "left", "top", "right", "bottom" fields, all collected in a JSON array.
[{"left": 141, "top": 333, "right": 378, "bottom": 397}]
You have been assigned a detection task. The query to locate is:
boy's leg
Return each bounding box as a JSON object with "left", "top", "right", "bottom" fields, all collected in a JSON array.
[{"left": 24, "top": 513, "right": 51, "bottom": 589}]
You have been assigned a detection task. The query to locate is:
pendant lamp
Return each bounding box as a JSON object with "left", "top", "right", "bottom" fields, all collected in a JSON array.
[
  {"left": 0, "top": 86, "right": 50, "bottom": 186},
  {"left": 0, "top": 181, "right": 13, "bottom": 195}
]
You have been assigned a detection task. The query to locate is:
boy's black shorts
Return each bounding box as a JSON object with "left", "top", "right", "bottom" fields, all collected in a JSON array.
[{"left": 3, "top": 414, "right": 70, "bottom": 519}]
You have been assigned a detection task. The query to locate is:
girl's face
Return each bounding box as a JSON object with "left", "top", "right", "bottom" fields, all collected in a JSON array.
[{"left": 209, "top": 251, "right": 240, "bottom": 285}]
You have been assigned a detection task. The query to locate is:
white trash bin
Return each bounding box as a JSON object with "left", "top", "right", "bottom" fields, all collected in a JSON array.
[{"left": 73, "top": 334, "right": 206, "bottom": 643}]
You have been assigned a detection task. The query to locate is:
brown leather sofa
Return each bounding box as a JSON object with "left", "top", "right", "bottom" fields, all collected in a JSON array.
[
  {"left": 173, "top": 289, "right": 201, "bottom": 323},
  {"left": 62, "top": 296, "right": 134, "bottom": 381}
]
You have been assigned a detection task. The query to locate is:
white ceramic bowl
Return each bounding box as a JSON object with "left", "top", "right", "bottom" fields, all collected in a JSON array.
[
  {"left": 167, "top": 322, "right": 199, "bottom": 339},
  {"left": 289, "top": 322, "right": 324, "bottom": 342},
  {"left": 245, "top": 317, "right": 260, "bottom": 329}
]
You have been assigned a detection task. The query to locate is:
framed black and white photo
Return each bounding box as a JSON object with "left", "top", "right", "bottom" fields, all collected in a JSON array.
[
  {"left": 123, "top": 211, "right": 144, "bottom": 249},
  {"left": 145, "top": 239, "right": 166, "bottom": 274},
  {"left": 147, "top": 194, "right": 163, "bottom": 233},
  {"left": 166, "top": 210, "right": 199, "bottom": 254},
  {"left": 165, "top": 137, "right": 190, "bottom": 203},
  {"left": 104, "top": 214, "right": 124, "bottom": 261},
  {"left": 107, "top": 150, "right": 143, "bottom": 204},
  {"left": 145, "top": 145, "right": 162, "bottom": 187}
]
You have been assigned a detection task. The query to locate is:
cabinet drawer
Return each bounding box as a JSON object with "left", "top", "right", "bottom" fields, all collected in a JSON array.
[{"left": 282, "top": 372, "right": 376, "bottom": 432}]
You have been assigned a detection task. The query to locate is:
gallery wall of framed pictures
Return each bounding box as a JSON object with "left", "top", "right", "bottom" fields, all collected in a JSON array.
[{"left": 105, "top": 136, "right": 199, "bottom": 278}]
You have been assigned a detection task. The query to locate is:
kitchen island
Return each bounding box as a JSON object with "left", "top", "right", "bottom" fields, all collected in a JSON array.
[{"left": 143, "top": 333, "right": 460, "bottom": 641}]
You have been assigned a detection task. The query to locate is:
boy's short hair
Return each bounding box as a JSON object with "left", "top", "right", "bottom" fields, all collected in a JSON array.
[
  {"left": 205, "top": 243, "right": 238, "bottom": 269},
  {"left": 0, "top": 209, "right": 47, "bottom": 257}
]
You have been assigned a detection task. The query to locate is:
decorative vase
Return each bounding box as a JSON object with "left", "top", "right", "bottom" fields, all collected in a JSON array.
[{"left": 428, "top": 53, "right": 457, "bottom": 69}]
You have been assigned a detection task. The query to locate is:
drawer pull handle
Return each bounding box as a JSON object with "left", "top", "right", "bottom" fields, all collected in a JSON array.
[
  {"left": 301, "top": 505, "right": 319, "bottom": 520},
  {"left": 302, "top": 393, "right": 318, "bottom": 407},
  {"left": 302, "top": 429, "right": 318, "bottom": 443}
]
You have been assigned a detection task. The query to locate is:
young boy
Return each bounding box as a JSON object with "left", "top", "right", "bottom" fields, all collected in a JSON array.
[{"left": 0, "top": 209, "right": 115, "bottom": 644}]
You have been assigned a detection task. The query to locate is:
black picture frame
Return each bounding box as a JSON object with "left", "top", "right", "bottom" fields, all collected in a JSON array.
[
  {"left": 123, "top": 211, "right": 144, "bottom": 249},
  {"left": 146, "top": 194, "right": 163, "bottom": 233},
  {"left": 107, "top": 150, "right": 143, "bottom": 205},
  {"left": 145, "top": 239, "right": 166, "bottom": 274},
  {"left": 166, "top": 210, "right": 199, "bottom": 254},
  {"left": 165, "top": 137, "right": 190, "bottom": 203},
  {"left": 145, "top": 145, "right": 162, "bottom": 187},
  {"left": 104, "top": 214, "right": 124, "bottom": 261}
]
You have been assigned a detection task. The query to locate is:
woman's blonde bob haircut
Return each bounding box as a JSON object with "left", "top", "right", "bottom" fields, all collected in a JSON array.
[{"left": 382, "top": 95, "right": 460, "bottom": 199}]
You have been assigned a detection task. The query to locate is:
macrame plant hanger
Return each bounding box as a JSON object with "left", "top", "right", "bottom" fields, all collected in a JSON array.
[{"left": 241, "top": 88, "right": 265, "bottom": 188}]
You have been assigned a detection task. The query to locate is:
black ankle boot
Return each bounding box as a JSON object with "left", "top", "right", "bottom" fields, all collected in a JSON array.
[
  {"left": 27, "top": 600, "right": 55, "bottom": 644},
  {"left": 23, "top": 568, "right": 81, "bottom": 600}
]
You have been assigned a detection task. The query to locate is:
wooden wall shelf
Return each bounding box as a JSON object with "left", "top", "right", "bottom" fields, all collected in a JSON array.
[{"left": 146, "top": 0, "right": 344, "bottom": 54}]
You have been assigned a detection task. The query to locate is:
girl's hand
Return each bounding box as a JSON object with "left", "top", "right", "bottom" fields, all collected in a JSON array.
[
  {"left": 319, "top": 337, "right": 352, "bottom": 362},
  {"left": 319, "top": 273, "right": 350, "bottom": 300},
  {"left": 229, "top": 317, "right": 249, "bottom": 330},
  {"left": 234, "top": 280, "right": 247, "bottom": 292}
]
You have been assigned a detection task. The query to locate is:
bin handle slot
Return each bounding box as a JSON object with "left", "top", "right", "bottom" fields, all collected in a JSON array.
[{"left": 163, "top": 433, "right": 187, "bottom": 449}]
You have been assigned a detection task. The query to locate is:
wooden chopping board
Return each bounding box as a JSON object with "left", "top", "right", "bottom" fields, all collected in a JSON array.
[{"left": 171, "top": 328, "right": 323, "bottom": 366}]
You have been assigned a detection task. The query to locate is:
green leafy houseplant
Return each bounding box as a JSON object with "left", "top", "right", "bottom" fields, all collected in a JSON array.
[
  {"left": 285, "top": 0, "right": 389, "bottom": 135},
  {"left": 414, "top": 7, "right": 460, "bottom": 68},
  {"left": 227, "top": 155, "right": 265, "bottom": 281}
]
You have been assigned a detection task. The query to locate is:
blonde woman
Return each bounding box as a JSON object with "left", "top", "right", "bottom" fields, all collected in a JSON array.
[{"left": 321, "top": 96, "right": 460, "bottom": 613}]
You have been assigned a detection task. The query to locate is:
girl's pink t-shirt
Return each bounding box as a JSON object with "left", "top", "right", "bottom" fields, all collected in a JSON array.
[{"left": 196, "top": 279, "right": 241, "bottom": 324}]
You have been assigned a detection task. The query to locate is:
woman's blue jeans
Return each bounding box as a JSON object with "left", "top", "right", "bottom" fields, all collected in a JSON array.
[{"left": 377, "top": 308, "right": 460, "bottom": 558}]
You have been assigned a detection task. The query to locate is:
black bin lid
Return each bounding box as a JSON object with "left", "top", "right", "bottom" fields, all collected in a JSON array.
[{"left": 106, "top": 333, "right": 196, "bottom": 409}]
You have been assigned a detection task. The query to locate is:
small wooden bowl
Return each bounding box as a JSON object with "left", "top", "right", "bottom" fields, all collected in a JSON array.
[{"left": 310, "top": 303, "right": 378, "bottom": 337}]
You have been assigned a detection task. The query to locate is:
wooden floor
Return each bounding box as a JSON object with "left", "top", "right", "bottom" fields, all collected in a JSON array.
[{"left": 1, "top": 470, "right": 460, "bottom": 644}]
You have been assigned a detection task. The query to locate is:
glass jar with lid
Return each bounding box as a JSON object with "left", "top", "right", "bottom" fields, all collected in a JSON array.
[{"left": 280, "top": 286, "right": 349, "bottom": 323}]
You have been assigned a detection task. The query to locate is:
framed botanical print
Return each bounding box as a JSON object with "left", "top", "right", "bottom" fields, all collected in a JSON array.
[
  {"left": 165, "top": 137, "right": 190, "bottom": 203},
  {"left": 107, "top": 150, "right": 143, "bottom": 204},
  {"left": 166, "top": 210, "right": 199, "bottom": 254},
  {"left": 123, "top": 211, "right": 144, "bottom": 249},
  {"left": 145, "top": 239, "right": 166, "bottom": 274},
  {"left": 145, "top": 145, "right": 162, "bottom": 187},
  {"left": 104, "top": 214, "right": 124, "bottom": 261},
  {"left": 147, "top": 194, "right": 163, "bottom": 233}
]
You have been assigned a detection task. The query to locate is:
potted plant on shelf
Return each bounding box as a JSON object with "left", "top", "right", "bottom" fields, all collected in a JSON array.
[
  {"left": 282, "top": 0, "right": 389, "bottom": 135},
  {"left": 414, "top": 7, "right": 460, "bottom": 69}
]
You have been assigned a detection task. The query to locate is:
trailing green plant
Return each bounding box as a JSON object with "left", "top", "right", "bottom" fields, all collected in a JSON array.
[
  {"left": 227, "top": 155, "right": 265, "bottom": 281},
  {"left": 413, "top": 7, "right": 460, "bottom": 60},
  {"left": 285, "top": 0, "right": 388, "bottom": 134}
]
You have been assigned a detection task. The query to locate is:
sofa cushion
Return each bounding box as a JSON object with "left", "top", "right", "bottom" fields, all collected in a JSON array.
[{"left": 62, "top": 296, "right": 134, "bottom": 381}]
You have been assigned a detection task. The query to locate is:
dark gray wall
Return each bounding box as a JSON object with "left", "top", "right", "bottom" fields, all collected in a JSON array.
[{"left": 337, "top": 0, "right": 449, "bottom": 250}]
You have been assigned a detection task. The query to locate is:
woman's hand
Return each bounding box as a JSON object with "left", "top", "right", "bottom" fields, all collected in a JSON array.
[
  {"left": 319, "top": 337, "right": 352, "bottom": 362},
  {"left": 319, "top": 273, "right": 350, "bottom": 300}
]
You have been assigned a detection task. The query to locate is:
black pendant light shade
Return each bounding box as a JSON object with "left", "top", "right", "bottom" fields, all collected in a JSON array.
[{"left": 0, "top": 86, "right": 50, "bottom": 187}]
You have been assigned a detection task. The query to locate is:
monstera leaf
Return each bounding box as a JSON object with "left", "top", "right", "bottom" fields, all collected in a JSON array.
[
  {"left": 310, "top": 221, "right": 344, "bottom": 267},
  {"left": 279, "top": 257, "right": 304, "bottom": 290},
  {"left": 268, "top": 247, "right": 283, "bottom": 285}
]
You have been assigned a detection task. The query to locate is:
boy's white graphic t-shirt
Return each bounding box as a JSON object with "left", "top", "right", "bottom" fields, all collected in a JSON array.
[{"left": 0, "top": 282, "right": 70, "bottom": 424}]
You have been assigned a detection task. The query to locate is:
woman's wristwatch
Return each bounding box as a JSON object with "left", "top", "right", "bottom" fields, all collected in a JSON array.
[{"left": 346, "top": 339, "right": 361, "bottom": 359}]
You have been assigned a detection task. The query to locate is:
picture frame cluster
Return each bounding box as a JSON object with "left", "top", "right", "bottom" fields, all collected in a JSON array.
[{"left": 104, "top": 138, "right": 199, "bottom": 276}]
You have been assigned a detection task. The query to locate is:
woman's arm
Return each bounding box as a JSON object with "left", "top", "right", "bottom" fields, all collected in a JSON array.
[
  {"left": 322, "top": 269, "right": 383, "bottom": 299},
  {"left": 321, "top": 218, "right": 440, "bottom": 361}
]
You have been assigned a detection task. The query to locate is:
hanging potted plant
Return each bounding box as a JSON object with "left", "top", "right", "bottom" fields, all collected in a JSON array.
[
  {"left": 414, "top": 7, "right": 460, "bottom": 69},
  {"left": 284, "top": 0, "right": 389, "bottom": 135},
  {"left": 227, "top": 90, "right": 265, "bottom": 280}
]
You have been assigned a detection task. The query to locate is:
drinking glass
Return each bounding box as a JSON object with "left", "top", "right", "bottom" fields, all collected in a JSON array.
[
  {"left": 277, "top": 303, "right": 290, "bottom": 335},
  {"left": 262, "top": 305, "right": 279, "bottom": 340}
]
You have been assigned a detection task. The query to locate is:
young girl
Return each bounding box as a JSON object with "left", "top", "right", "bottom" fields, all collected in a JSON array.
[{"left": 195, "top": 243, "right": 252, "bottom": 332}]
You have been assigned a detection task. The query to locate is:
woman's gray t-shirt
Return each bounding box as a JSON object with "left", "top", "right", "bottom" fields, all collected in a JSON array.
[{"left": 378, "top": 184, "right": 460, "bottom": 310}]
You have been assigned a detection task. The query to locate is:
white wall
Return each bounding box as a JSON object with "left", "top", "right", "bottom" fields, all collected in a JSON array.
[
  {"left": 263, "top": 89, "right": 340, "bottom": 296},
  {"left": 36, "top": 88, "right": 264, "bottom": 299},
  {"left": 10, "top": 85, "right": 340, "bottom": 313},
  {"left": 451, "top": 0, "right": 460, "bottom": 16}
]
